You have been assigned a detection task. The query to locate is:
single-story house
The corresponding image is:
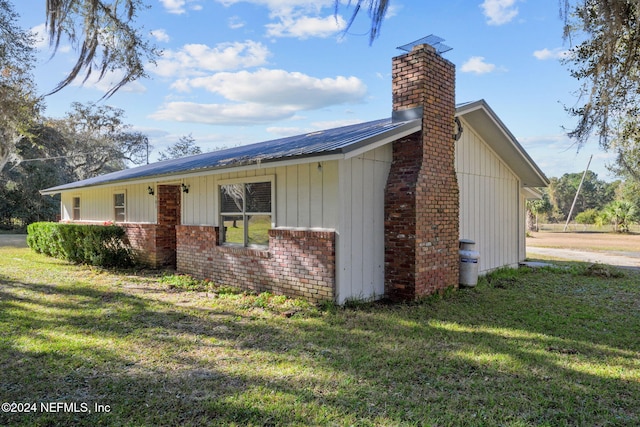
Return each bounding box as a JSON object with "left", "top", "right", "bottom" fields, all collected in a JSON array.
[{"left": 42, "top": 41, "right": 548, "bottom": 304}]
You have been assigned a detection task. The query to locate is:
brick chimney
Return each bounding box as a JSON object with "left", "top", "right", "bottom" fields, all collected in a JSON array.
[{"left": 384, "top": 43, "right": 460, "bottom": 301}]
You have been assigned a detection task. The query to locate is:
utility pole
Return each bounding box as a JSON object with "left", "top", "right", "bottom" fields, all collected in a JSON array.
[{"left": 563, "top": 155, "right": 593, "bottom": 232}]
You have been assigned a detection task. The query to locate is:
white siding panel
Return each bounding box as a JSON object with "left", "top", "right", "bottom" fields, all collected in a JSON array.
[
  {"left": 298, "top": 164, "right": 311, "bottom": 228},
  {"left": 59, "top": 184, "right": 156, "bottom": 223},
  {"left": 286, "top": 165, "right": 298, "bottom": 226},
  {"left": 336, "top": 145, "right": 391, "bottom": 303},
  {"left": 456, "top": 120, "right": 521, "bottom": 273},
  {"left": 321, "top": 161, "right": 339, "bottom": 229},
  {"left": 310, "top": 163, "right": 324, "bottom": 226},
  {"left": 178, "top": 163, "right": 338, "bottom": 229}
]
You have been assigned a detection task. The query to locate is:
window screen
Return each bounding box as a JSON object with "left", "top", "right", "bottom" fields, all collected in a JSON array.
[
  {"left": 114, "top": 193, "right": 126, "bottom": 222},
  {"left": 72, "top": 197, "right": 80, "bottom": 220},
  {"left": 220, "top": 181, "right": 272, "bottom": 247}
]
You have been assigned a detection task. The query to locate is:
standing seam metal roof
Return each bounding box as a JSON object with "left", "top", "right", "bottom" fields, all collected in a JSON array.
[{"left": 42, "top": 117, "right": 420, "bottom": 193}]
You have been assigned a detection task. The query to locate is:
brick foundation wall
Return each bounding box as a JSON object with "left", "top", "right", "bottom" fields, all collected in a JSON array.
[
  {"left": 385, "top": 43, "right": 460, "bottom": 301},
  {"left": 120, "top": 223, "right": 160, "bottom": 267},
  {"left": 176, "top": 226, "right": 335, "bottom": 304},
  {"left": 70, "top": 222, "right": 164, "bottom": 267}
]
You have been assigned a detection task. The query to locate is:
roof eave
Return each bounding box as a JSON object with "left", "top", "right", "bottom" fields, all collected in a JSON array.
[
  {"left": 456, "top": 100, "right": 550, "bottom": 188},
  {"left": 41, "top": 119, "right": 422, "bottom": 195}
]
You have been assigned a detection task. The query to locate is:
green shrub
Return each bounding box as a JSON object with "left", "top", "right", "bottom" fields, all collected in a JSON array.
[
  {"left": 27, "top": 222, "right": 133, "bottom": 268},
  {"left": 575, "top": 208, "right": 599, "bottom": 225}
]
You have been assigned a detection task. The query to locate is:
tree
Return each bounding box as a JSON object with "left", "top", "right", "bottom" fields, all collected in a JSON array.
[
  {"left": 337, "top": 0, "right": 389, "bottom": 44},
  {"left": 560, "top": 0, "right": 640, "bottom": 151},
  {"left": 44, "top": 0, "right": 159, "bottom": 98},
  {"left": 46, "top": 102, "right": 149, "bottom": 180},
  {"left": 0, "top": 134, "right": 64, "bottom": 227},
  {"left": 0, "top": 0, "right": 42, "bottom": 172},
  {"left": 616, "top": 180, "right": 640, "bottom": 214},
  {"left": 526, "top": 193, "right": 552, "bottom": 231},
  {"left": 607, "top": 115, "right": 640, "bottom": 185},
  {"left": 596, "top": 200, "right": 638, "bottom": 232},
  {"left": 547, "top": 171, "right": 618, "bottom": 219},
  {"left": 574, "top": 208, "right": 599, "bottom": 228},
  {"left": 158, "top": 135, "right": 202, "bottom": 161}
]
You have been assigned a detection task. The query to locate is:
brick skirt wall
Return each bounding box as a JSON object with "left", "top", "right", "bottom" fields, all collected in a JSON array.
[
  {"left": 120, "top": 223, "right": 176, "bottom": 268},
  {"left": 176, "top": 226, "right": 335, "bottom": 304},
  {"left": 69, "top": 222, "right": 175, "bottom": 268}
]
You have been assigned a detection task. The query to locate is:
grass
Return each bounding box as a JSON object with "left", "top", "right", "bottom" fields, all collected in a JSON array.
[
  {"left": 1, "top": 248, "right": 639, "bottom": 426},
  {"left": 537, "top": 223, "right": 640, "bottom": 234}
]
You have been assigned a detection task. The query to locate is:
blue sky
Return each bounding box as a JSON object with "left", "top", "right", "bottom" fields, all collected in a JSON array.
[{"left": 15, "top": 0, "right": 614, "bottom": 181}]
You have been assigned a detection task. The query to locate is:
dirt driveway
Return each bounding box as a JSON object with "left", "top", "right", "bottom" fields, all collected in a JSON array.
[
  {"left": 0, "top": 234, "right": 27, "bottom": 248},
  {"left": 527, "top": 232, "right": 640, "bottom": 269}
]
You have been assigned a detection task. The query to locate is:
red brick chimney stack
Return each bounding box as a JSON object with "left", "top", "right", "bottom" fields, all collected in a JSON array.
[{"left": 384, "top": 43, "right": 460, "bottom": 301}]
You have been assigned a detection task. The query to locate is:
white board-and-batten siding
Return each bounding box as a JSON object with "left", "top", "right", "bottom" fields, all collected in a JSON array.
[
  {"left": 180, "top": 162, "right": 340, "bottom": 229},
  {"left": 455, "top": 118, "right": 522, "bottom": 273},
  {"left": 60, "top": 183, "right": 157, "bottom": 223},
  {"left": 336, "top": 145, "right": 392, "bottom": 304}
]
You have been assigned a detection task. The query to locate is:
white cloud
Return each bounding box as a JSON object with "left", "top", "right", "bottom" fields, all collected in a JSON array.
[
  {"left": 152, "top": 68, "right": 367, "bottom": 125},
  {"left": 159, "top": 0, "right": 187, "bottom": 14},
  {"left": 461, "top": 56, "right": 497, "bottom": 74},
  {"left": 533, "top": 47, "right": 570, "bottom": 60},
  {"left": 151, "top": 40, "right": 271, "bottom": 78},
  {"left": 159, "top": 0, "right": 202, "bottom": 14},
  {"left": 150, "top": 29, "right": 170, "bottom": 43},
  {"left": 216, "top": 0, "right": 346, "bottom": 39},
  {"left": 266, "top": 14, "right": 346, "bottom": 38},
  {"left": 228, "top": 16, "right": 246, "bottom": 29},
  {"left": 480, "top": 0, "right": 519, "bottom": 26},
  {"left": 176, "top": 68, "right": 367, "bottom": 109},
  {"left": 150, "top": 102, "right": 299, "bottom": 125},
  {"left": 217, "top": 0, "right": 332, "bottom": 10}
]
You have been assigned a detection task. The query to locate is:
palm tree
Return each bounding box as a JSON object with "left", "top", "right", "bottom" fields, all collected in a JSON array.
[{"left": 596, "top": 200, "right": 638, "bottom": 233}]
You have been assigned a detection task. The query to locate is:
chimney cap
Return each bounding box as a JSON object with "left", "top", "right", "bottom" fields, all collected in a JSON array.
[{"left": 397, "top": 35, "right": 452, "bottom": 55}]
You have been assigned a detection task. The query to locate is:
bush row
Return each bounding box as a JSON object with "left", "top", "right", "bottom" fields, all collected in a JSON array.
[{"left": 27, "top": 222, "right": 134, "bottom": 268}]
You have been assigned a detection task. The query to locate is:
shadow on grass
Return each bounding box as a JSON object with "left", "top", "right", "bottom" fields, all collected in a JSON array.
[{"left": 0, "top": 258, "right": 639, "bottom": 426}]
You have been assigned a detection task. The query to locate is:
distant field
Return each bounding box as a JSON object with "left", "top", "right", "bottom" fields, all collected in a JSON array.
[
  {"left": 537, "top": 223, "right": 640, "bottom": 233},
  {"left": 527, "top": 230, "right": 640, "bottom": 252}
]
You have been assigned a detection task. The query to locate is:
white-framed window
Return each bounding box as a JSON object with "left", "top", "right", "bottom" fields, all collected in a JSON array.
[
  {"left": 72, "top": 197, "right": 81, "bottom": 220},
  {"left": 219, "top": 177, "right": 274, "bottom": 248},
  {"left": 114, "top": 192, "right": 126, "bottom": 222}
]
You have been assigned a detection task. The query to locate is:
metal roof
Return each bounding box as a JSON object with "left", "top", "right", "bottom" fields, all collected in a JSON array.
[{"left": 42, "top": 117, "right": 421, "bottom": 194}]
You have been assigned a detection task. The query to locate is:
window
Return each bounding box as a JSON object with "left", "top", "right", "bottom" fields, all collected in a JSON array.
[
  {"left": 114, "top": 193, "right": 126, "bottom": 222},
  {"left": 220, "top": 180, "right": 273, "bottom": 248},
  {"left": 72, "top": 197, "right": 80, "bottom": 220}
]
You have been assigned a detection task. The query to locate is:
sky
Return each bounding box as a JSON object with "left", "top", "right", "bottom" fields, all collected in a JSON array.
[{"left": 14, "top": 0, "right": 616, "bottom": 181}]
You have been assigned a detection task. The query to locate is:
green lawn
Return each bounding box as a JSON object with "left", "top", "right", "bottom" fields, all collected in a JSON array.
[{"left": 1, "top": 248, "right": 639, "bottom": 426}]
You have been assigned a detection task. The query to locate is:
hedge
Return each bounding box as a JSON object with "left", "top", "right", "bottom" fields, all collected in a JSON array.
[{"left": 27, "top": 222, "right": 134, "bottom": 268}]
